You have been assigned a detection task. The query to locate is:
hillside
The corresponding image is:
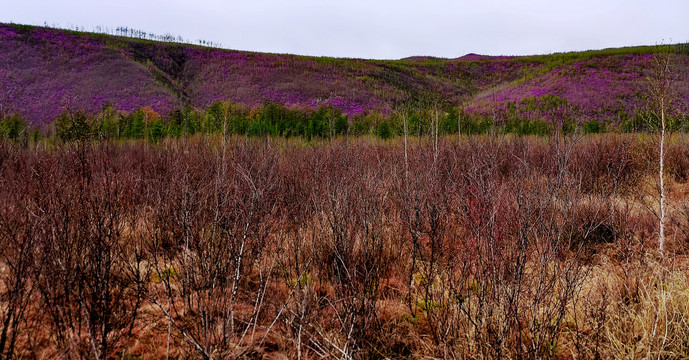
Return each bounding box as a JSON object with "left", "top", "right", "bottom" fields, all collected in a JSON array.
[{"left": 1, "top": 23, "right": 687, "bottom": 127}]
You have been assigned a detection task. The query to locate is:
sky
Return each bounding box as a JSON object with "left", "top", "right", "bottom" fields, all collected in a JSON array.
[{"left": 1, "top": 0, "right": 687, "bottom": 60}]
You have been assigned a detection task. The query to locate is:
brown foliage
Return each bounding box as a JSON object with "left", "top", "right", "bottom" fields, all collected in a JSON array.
[{"left": 0, "top": 134, "right": 687, "bottom": 359}]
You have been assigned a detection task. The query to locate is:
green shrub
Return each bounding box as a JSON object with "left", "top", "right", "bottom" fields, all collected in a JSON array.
[
  {"left": 377, "top": 121, "right": 392, "bottom": 139},
  {"left": 0, "top": 114, "right": 27, "bottom": 141},
  {"left": 334, "top": 116, "right": 349, "bottom": 135},
  {"left": 247, "top": 120, "right": 268, "bottom": 137},
  {"left": 56, "top": 111, "right": 91, "bottom": 141},
  {"left": 149, "top": 120, "right": 166, "bottom": 143},
  {"left": 583, "top": 119, "right": 602, "bottom": 134},
  {"left": 504, "top": 118, "right": 551, "bottom": 136},
  {"left": 351, "top": 116, "right": 373, "bottom": 136}
]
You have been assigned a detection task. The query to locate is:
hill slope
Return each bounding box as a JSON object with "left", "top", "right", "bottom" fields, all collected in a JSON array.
[{"left": 1, "top": 23, "right": 687, "bottom": 126}]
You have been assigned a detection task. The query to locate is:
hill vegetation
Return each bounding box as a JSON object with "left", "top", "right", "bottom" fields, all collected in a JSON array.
[{"left": 1, "top": 23, "right": 688, "bottom": 140}]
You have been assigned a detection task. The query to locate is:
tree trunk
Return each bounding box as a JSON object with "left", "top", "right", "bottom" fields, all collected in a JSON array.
[
  {"left": 458, "top": 110, "right": 461, "bottom": 138},
  {"left": 659, "top": 97, "right": 666, "bottom": 252},
  {"left": 403, "top": 113, "right": 408, "bottom": 181}
]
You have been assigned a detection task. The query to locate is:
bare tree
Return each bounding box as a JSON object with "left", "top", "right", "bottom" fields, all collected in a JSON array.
[
  {"left": 148, "top": 142, "right": 279, "bottom": 359},
  {"left": 648, "top": 50, "right": 676, "bottom": 252},
  {"left": 310, "top": 144, "right": 392, "bottom": 358},
  {"left": 0, "top": 150, "right": 39, "bottom": 358}
]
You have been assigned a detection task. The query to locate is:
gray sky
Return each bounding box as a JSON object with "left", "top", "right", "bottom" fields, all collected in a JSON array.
[{"left": 2, "top": 0, "right": 687, "bottom": 59}]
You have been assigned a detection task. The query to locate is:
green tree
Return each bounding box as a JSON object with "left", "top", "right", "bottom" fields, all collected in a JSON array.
[
  {"left": 307, "top": 114, "right": 326, "bottom": 139},
  {"left": 166, "top": 109, "right": 185, "bottom": 137},
  {"left": 183, "top": 106, "right": 202, "bottom": 135},
  {"left": 56, "top": 111, "right": 91, "bottom": 141},
  {"left": 408, "top": 112, "right": 424, "bottom": 136},
  {"left": 442, "top": 107, "right": 460, "bottom": 134},
  {"left": 247, "top": 119, "right": 268, "bottom": 137},
  {"left": 351, "top": 115, "right": 372, "bottom": 136},
  {"left": 129, "top": 109, "right": 145, "bottom": 139},
  {"left": 583, "top": 119, "right": 602, "bottom": 134},
  {"left": 94, "top": 104, "right": 118, "bottom": 139},
  {"left": 205, "top": 101, "right": 226, "bottom": 134},
  {"left": 233, "top": 117, "right": 249, "bottom": 135},
  {"left": 334, "top": 116, "right": 349, "bottom": 135},
  {"left": 377, "top": 121, "right": 392, "bottom": 140},
  {"left": 0, "top": 114, "right": 27, "bottom": 142},
  {"left": 149, "top": 119, "right": 166, "bottom": 143}
]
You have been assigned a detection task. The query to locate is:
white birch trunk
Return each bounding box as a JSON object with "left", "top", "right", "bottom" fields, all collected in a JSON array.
[{"left": 659, "top": 97, "right": 666, "bottom": 252}]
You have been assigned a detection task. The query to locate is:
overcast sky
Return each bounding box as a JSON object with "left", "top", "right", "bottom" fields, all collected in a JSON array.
[{"left": 2, "top": 0, "right": 687, "bottom": 59}]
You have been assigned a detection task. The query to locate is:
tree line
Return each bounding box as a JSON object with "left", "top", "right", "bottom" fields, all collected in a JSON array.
[
  {"left": 37, "top": 22, "right": 222, "bottom": 48},
  {"left": 3, "top": 100, "right": 688, "bottom": 145}
]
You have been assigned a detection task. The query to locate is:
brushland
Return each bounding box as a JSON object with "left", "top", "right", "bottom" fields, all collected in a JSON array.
[
  {"left": 1, "top": 23, "right": 688, "bottom": 138},
  {"left": 2, "top": 133, "right": 689, "bottom": 358}
]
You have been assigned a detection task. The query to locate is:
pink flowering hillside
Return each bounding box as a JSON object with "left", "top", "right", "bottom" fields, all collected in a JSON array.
[
  {"left": 1, "top": 23, "right": 687, "bottom": 126},
  {"left": 0, "top": 24, "right": 179, "bottom": 125},
  {"left": 468, "top": 52, "right": 689, "bottom": 124}
]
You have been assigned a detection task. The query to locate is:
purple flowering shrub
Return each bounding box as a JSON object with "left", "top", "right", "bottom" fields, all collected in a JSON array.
[
  {"left": 0, "top": 24, "right": 177, "bottom": 125},
  {"left": 0, "top": 23, "right": 686, "bottom": 126},
  {"left": 469, "top": 54, "right": 689, "bottom": 124},
  {"left": 183, "top": 47, "right": 397, "bottom": 116}
]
